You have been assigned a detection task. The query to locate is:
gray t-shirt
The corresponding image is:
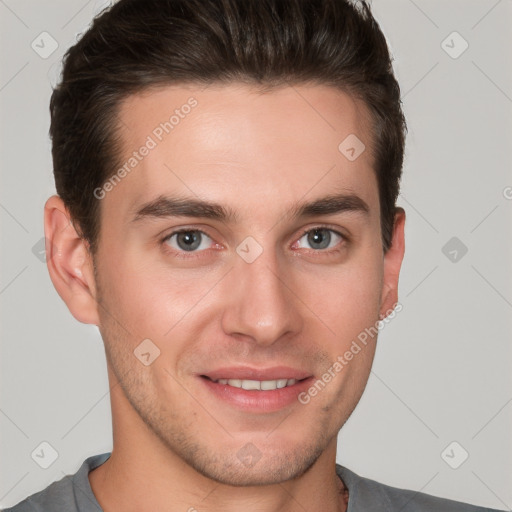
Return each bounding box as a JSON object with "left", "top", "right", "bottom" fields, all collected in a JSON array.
[{"left": 2, "top": 452, "right": 505, "bottom": 511}]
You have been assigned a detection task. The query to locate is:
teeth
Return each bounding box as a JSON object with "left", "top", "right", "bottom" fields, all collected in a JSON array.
[
  {"left": 276, "top": 379, "right": 288, "bottom": 389},
  {"left": 214, "top": 378, "right": 298, "bottom": 390}
]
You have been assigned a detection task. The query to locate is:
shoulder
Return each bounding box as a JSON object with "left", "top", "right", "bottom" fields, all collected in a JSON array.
[
  {"left": 2, "top": 453, "right": 110, "bottom": 512},
  {"left": 336, "top": 464, "right": 505, "bottom": 512},
  {"left": 2, "top": 475, "right": 75, "bottom": 512}
]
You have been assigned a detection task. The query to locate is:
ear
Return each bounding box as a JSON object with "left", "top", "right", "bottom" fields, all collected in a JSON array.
[
  {"left": 380, "top": 207, "right": 406, "bottom": 319},
  {"left": 44, "top": 195, "right": 100, "bottom": 325}
]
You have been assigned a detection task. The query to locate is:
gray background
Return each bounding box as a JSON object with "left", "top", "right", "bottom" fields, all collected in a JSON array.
[{"left": 1, "top": 0, "right": 511, "bottom": 509}]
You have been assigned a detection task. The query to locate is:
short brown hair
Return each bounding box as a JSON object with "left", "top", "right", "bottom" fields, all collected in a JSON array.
[{"left": 50, "top": 0, "right": 406, "bottom": 255}]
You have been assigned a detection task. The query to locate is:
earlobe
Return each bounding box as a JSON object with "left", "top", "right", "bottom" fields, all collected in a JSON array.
[
  {"left": 380, "top": 207, "right": 406, "bottom": 319},
  {"left": 44, "top": 195, "right": 100, "bottom": 325}
]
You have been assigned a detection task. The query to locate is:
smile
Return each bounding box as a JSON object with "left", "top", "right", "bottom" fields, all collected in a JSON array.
[
  {"left": 198, "top": 370, "right": 314, "bottom": 413},
  {"left": 206, "top": 377, "right": 299, "bottom": 390}
]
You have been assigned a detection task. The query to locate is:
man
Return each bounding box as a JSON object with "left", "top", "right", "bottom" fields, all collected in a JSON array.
[{"left": 4, "top": 0, "right": 505, "bottom": 511}]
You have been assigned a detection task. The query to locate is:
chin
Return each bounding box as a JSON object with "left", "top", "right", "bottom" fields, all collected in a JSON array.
[{"left": 179, "top": 441, "right": 325, "bottom": 487}]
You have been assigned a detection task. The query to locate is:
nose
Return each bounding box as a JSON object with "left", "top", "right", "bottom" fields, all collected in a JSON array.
[{"left": 220, "top": 247, "right": 303, "bottom": 347}]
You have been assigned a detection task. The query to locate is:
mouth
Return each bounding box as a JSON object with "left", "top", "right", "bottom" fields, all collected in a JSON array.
[
  {"left": 197, "top": 367, "right": 314, "bottom": 413},
  {"left": 202, "top": 376, "right": 305, "bottom": 391}
]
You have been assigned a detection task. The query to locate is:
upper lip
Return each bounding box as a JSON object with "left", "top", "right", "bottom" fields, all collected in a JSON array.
[{"left": 201, "top": 366, "right": 312, "bottom": 381}]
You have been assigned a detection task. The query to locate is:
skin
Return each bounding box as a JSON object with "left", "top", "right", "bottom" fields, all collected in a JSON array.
[{"left": 45, "top": 82, "right": 405, "bottom": 512}]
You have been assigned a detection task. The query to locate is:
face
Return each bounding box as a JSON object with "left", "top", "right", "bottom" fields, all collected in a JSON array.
[{"left": 87, "top": 83, "right": 403, "bottom": 485}]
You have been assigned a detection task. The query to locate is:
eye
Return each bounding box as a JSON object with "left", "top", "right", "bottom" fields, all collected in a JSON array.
[
  {"left": 160, "top": 225, "right": 347, "bottom": 260},
  {"left": 294, "top": 227, "right": 345, "bottom": 252},
  {"left": 163, "top": 229, "right": 213, "bottom": 253}
]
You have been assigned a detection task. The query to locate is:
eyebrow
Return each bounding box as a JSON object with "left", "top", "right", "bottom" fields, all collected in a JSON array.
[{"left": 130, "top": 192, "right": 370, "bottom": 224}]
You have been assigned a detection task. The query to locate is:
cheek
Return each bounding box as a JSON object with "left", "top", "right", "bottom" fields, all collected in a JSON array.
[
  {"left": 299, "top": 258, "right": 383, "bottom": 346},
  {"left": 99, "top": 252, "right": 215, "bottom": 347}
]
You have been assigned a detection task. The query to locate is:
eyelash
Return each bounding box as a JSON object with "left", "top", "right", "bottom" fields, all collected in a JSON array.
[{"left": 160, "top": 225, "right": 348, "bottom": 260}]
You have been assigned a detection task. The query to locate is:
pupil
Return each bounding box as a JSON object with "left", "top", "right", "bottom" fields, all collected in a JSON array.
[
  {"left": 308, "top": 229, "right": 330, "bottom": 250},
  {"left": 178, "top": 231, "right": 200, "bottom": 251}
]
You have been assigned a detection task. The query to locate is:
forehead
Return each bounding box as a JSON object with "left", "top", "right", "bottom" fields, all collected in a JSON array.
[{"left": 104, "top": 82, "right": 378, "bottom": 226}]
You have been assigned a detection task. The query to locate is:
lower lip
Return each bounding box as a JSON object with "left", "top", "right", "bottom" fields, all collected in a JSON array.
[{"left": 199, "top": 376, "right": 314, "bottom": 413}]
